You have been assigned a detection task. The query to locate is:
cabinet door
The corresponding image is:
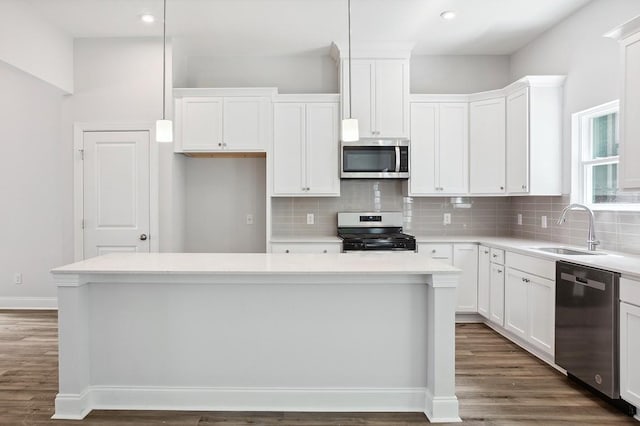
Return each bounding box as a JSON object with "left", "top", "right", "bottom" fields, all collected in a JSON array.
[
  {"left": 504, "top": 268, "right": 528, "bottom": 339},
  {"left": 419, "top": 243, "right": 453, "bottom": 264},
  {"left": 273, "top": 103, "right": 305, "bottom": 195},
  {"left": 469, "top": 97, "right": 506, "bottom": 194},
  {"left": 409, "top": 103, "right": 438, "bottom": 195},
  {"left": 271, "top": 242, "right": 341, "bottom": 254},
  {"left": 223, "top": 97, "right": 266, "bottom": 151},
  {"left": 489, "top": 263, "right": 505, "bottom": 326},
  {"left": 478, "top": 246, "right": 491, "bottom": 319},
  {"left": 527, "top": 273, "right": 555, "bottom": 356},
  {"left": 621, "top": 301, "right": 640, "bottom": 407},
  {"left": 620, "top": 32, "right": 640, "bottom": 189},
  {"left": 375, "top": 59, "right": 408, "bottom": 138},
  {"left": 506, "top": 88, "right": 529, "bottom": 194},
  {"left": 180, "top": 97, "right": 223, "bottom": 151},
  {"left": 454, "top": 244, "right": 478, "bottom": 313},
  {"left": 439, "top": 103, "right": 469, "bottom": 194},
  {"left": 344, "top": 60, "right": 375, "bottom": 138},
  {"left": 306, "top": 103, "right": 340, "bottom": 195}
]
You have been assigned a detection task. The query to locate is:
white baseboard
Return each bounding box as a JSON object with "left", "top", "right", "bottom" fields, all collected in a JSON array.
[
  {"left": 0, "top": 297, "right": 57, "bottom": 310},
  {"left": 53, "top": 387, "right": 428, "bottom": 420},
  {"left": 424, "top": 389, "right": 461, "bottom": 423}
]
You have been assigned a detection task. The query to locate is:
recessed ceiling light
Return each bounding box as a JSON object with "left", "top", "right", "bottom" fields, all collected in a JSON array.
[
  {"left": 440, "top": 11, "right": 456, "bottom": 20},
  {"left": 140, "top": 14, "right": 155, "bottom": 24}
]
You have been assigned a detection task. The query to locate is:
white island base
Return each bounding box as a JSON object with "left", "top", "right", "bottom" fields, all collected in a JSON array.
[{"left": 51, "top": 253, "right": 460, "bottom": 422}]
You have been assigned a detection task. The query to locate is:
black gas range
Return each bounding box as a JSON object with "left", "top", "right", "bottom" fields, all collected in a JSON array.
[{"left": 337, "top": 212, "right": 416, "bottom": 252}]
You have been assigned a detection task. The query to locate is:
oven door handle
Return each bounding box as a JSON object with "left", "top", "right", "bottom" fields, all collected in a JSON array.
[
  {"left": 395, "top": 146, "right": 400, "bottom": 172},
  {"left": 560, "top": 272, "right": 606, "bottom": 291}
]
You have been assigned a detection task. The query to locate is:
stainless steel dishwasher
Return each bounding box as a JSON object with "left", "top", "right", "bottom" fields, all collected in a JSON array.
[{"left": 555, "top": 261, "right": 620, "bottom": 397}]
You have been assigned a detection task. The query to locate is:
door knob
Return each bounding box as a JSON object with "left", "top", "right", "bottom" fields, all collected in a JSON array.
[{"left": 139, "top": 234, "right": 148, "bottom": 241}]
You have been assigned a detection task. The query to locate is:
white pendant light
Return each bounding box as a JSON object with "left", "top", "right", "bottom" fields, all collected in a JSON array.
[
  {"left": 156, "top": 0, "right": 173, "bottom": 143},
  {"left": 341, "top": 0, "right": 359, "bottom": 142}
]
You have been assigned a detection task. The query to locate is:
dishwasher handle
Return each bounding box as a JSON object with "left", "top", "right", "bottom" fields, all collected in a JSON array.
[{"left": 560, "top": 272, "right": 606, "bottom": 291}]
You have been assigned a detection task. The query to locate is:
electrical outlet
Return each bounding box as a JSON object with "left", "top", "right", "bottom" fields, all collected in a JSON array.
[
  {"left": 541, "top": 215, "right": 548, "bottom": 228},
  {"left": 246, "top": 214, "right": 254, "bottom": 225},
  {"left": 307, "top": 213, "right": 315, "bottom": 225},
  {"left": 14, "top": 273, "right": 22, "bottom": 285},
  {"left": 517, "top": 213, "right": 523, "bottom": 225},
  {"left": 443, "top": 213, "right": 452, "bottom": 225}
]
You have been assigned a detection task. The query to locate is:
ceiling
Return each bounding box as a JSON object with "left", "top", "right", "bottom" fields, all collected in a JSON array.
[{"left": 24, "top": 0, "right": 592, "bottom": 56}]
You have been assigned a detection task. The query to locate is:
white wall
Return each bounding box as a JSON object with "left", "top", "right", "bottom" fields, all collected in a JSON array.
[
  {"left": 63, "top": 37, "right": 185, "bottom": 253},
  {"left": 411, "top": 55, "right": 511, "bottom": 94},
  {"left": 0, "top": 61, "right": 67, "bottom": 307},
  {"left": 184, "top": 158, "right": 266, "bottom": 253},
  {"left": 185, "top": 54, "right": 339, "bottom": 93},
  {"left": 0, "top": 0, "right": 73, "bottom": 93},
  {"left": 510, "top": 0, "right": 640, "bottom": 191}
]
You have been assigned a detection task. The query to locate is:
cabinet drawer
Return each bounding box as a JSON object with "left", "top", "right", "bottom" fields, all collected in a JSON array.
[
  {"left": 506, "top": 252, "right": 555, "bottom": 281},
  {"left": 418, "top": 243, "right": 453, "bottom": 264},
  {"left": 490, "top": 248, "right": 505, "bottom": 265},
  {"left": 621, "top": 277, "right": 640, "bottom": 307},
  {"left": 270, "top": 242, "right": 341, "bottom": 254}
]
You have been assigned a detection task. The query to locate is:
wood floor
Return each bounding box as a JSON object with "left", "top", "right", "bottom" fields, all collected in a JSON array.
[{"left": 0, "top": 310, "right": 635, "bottom": 425}]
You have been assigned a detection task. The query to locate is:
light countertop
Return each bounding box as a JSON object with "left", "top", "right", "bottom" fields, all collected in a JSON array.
[{"left": 51, "top": 252, "right": 459, "bottom": 275}]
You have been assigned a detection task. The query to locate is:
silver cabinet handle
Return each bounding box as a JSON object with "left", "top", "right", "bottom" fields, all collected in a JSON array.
[
  {"left": 218, "top": 143, "right": 222, "bottom": 147},
  {"left": 492, "top": 253, "right": 497, "bottom": 258},
  {"left": 484, "top": 250, "right": 489, "bottom": 254},
  {"left": 497, "top": 269, "right": 503, "bottom": 274},
  {"left": 139, "top": 234, "right": 148, "bottom": 241},
  {"left": 500, "top": 186, "right": 504, "bottom": 190},
  {"left": 323, "top": 250, "right": 327, "bottom": 253},
  {"left": 285, "top": 249, "right": 290, "bottom": 253},
  {"left": 432, "top": 249, "right": 437, "bottom": 254}
]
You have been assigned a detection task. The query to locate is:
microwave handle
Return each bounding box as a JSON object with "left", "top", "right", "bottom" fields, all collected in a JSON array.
[{"left": 395, "top": 146, "right": 400, "bottom": 172}]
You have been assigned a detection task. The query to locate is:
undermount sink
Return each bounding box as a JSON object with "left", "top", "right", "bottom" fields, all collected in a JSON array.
[{"left": 532, "top": 247, "right": 607, "bottom": 256}]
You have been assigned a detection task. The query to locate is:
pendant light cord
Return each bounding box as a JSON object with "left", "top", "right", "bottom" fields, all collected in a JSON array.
[
  {"left": 162, "top": 0, "right": 167, "bottom": 120},
  {"left": 348, "top": 0, "right": 353, "bottom": 119}
]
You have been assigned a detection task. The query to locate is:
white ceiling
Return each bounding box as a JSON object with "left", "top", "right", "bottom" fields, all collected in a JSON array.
[{"left": 25, "top": 0, "right": 592, "bottom": 56}]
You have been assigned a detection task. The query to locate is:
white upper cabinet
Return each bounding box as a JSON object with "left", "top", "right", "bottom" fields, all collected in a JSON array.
[
  {"left": 469, "top": 97, "right": 506, "bottom": 194},
  {"left": 174, "top": 88, "right": 275, "bottom": 153},
  {"left": 342, "top": 59, "right": 409, "bottom": 138},
  {"left": 272, "top": 96, "right": 340, "bottom": 197},
  {"left": 409, "top": 100, "right": 468, "bottom": 195},
  {"left": 332, "top": 43, "right": 412, "bottom": 139},
  {"left": 505, "top": 77, "right": 564, "bottom": 196},
  {"left": 607, "top": 17, "right": 640, "bottom": 189}
]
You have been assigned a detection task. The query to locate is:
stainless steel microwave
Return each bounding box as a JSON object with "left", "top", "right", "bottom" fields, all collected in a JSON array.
[{"left": 340, "top": 139, "right": 410, "bottom": 179}]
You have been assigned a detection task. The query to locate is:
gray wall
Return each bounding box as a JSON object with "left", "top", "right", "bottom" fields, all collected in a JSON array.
[
  {"left": 0, "top": 60, "right": 67, "bottom": 303},
  {"left": 184, "top": 157, "right": 266, "bottom": 253}
]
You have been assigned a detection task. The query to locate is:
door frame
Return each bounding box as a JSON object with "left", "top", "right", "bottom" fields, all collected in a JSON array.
[{"left": 73, "top": 122, "right": 160, "bottom": 261}]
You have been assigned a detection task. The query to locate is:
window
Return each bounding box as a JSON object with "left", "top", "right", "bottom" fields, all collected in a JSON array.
[{"left": 572, "top": 100, "right": 640, "bottom": 210}]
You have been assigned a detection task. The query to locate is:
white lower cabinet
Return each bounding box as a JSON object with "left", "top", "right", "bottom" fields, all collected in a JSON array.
[
  {"left": 504, "top": 253, "right": 555, "bottom": 356},
  {"left": 489, "top": 262, "right": 505, "bottom": 326},
  {"left": 270, "top": 242, "right": 341, "bottom": 254},
  {"left": 477, "top": 246, "right": 491, "bottom": 319},
  {"left": 620, "top": 277, "right": 640, "bottom": 410},
  {"left": 454, "top": 244, "right": 478, "bottom": 313}
]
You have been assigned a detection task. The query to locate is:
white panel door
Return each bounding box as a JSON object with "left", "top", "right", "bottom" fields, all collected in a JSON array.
[
  {"left": 620, "top": 33, "right": 640, "bottom": 189},
  {"left": 273, "top": 103, "right": 305, "bottom": 195},
  {"left": 180, "top": 97, "right": 223, "bottom": 151},
  {"left": 409, "top": 103, "right": 438, "bottom": 195},
  {"left": 223, "top": 97, "right": 265, "bottom": 151},
  {"left": 504, "top": 268, "right": 528, "bottom": 339},
  {"left": 306, "top": 103, "right": 340, "bottom": 195},
  {"left": 83, "top": 131, "right": 150, "bottom": 258},
  {"left": 506, "top": 88, "right": 530, "bottom": 194},
  {"left": 621, "top": 301, "right": 640, "bottom": 407},
  {"left": 454, "top": 244, "right": 478, "bottom": 313},
  {"left": 469, "top": 97, "right": 506, "bottom": 194},
  {"left": 489, "top": 263, "right": 505, "bottom": 326},
  {"left": 527, "top": 273, "right": 555, "bottom": 355},
  {"left": 344, "top": 59, "right": 375, "bottom": 138},
  {"left": 375, "top": 59, "right": 407, "bottom": 138},
  {"left": 478, "top": 246, "right": 491, "bottom": 319},
  {"left": 439, "top": 103, "right": 469, "bottom": 194}
]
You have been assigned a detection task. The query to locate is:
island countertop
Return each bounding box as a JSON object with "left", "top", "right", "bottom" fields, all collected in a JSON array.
[{"left": 51, "top": 252, "right": 460, "bottom": 275}]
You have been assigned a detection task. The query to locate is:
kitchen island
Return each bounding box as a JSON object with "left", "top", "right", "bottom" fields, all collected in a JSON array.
[{"left": 51, "top": 252, "right": 460, "bottom": 422}]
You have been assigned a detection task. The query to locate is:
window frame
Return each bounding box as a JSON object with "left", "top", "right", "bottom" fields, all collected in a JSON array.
[{"left": 571, "top": 100, "right": 639, "bottom": 211}]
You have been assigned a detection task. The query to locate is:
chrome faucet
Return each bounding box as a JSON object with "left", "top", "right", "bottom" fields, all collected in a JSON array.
[{"left": 557, "top": 203, "right": 600, "bottom": 251}]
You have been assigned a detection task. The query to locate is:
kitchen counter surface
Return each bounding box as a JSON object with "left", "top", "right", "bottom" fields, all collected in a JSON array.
[
  {"left": 270, "top": 236, "right": 342, "bottom": 243},
  {"left": 51, "top": 252, "right": 459, "bottom": 276},
  {"left": 414, "top": 235, "right": 640, "bottom": 280}
]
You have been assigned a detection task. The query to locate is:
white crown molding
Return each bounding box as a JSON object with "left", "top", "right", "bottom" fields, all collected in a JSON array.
[
  {"left": 330, "top": 41, "right": 415, "bottom": 61},
  {"left": 173, "top": 87, "right": 279, "bottom": 98},
  {"left": 273, "top": 94, "right": 340, "bottom": 103},
  {"left": 604, "top": 14, "right": 640, "bottom": 40}
]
